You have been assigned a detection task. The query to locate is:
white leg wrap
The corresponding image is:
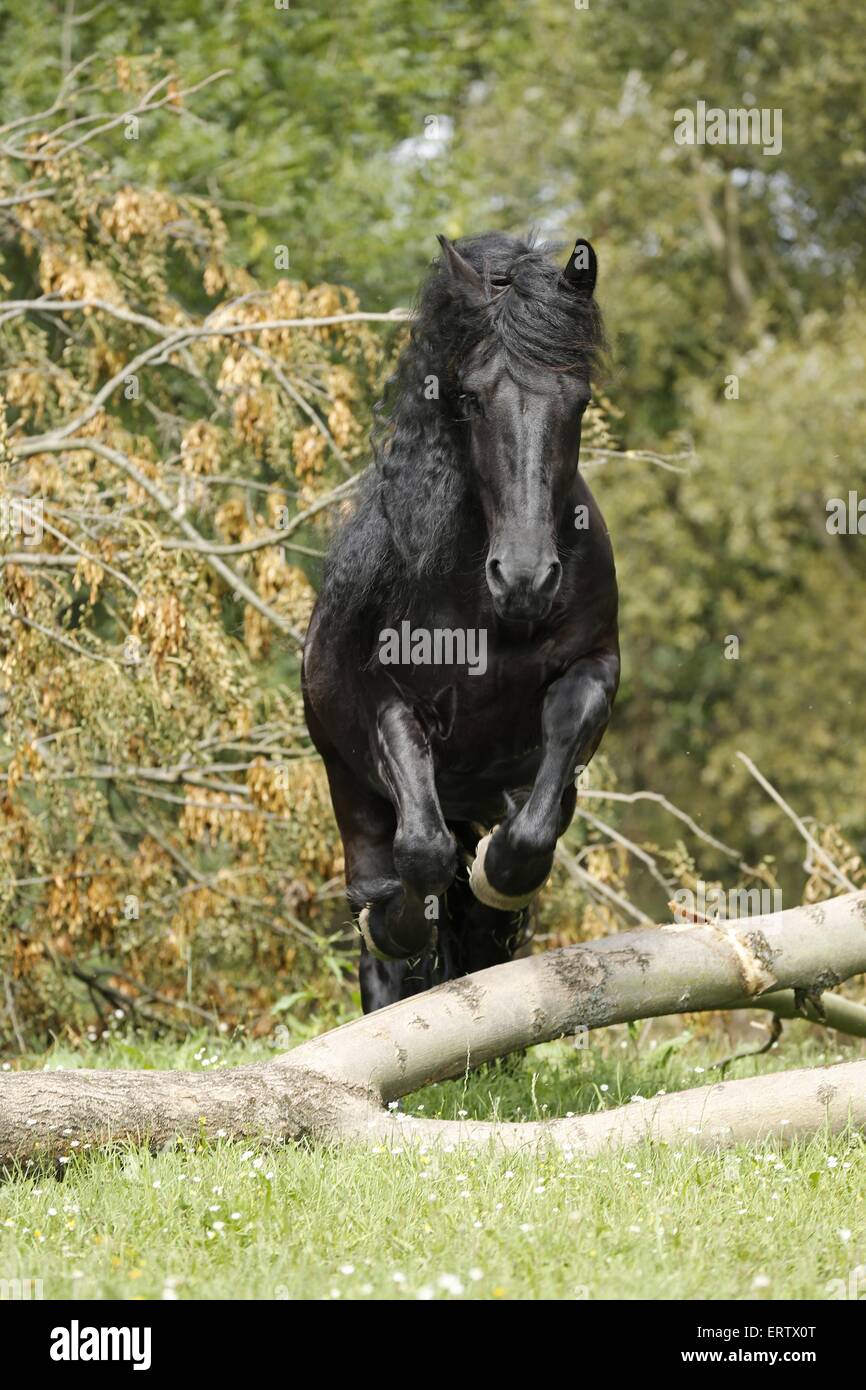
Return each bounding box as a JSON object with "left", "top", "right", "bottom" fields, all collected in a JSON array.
[
  {"left": 357, "top": 906, "right": 394, "bottom": 962},
  {"left": 468, "top": 827, "right": 544, "bottom": 911}
]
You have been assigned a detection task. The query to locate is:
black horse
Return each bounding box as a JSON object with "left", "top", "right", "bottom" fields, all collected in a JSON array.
[{"left": 302, "top": 231, "right": 619, "bottom": 1012}]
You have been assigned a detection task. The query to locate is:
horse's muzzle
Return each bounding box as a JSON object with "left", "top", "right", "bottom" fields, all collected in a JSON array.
[{"left": 486, "top": 552, "right": 562, "bottom": 621}]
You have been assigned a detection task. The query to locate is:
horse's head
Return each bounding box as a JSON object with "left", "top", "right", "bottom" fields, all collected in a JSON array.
[{"left": 438, "top": 233, "right": 602, "bottom": 623}]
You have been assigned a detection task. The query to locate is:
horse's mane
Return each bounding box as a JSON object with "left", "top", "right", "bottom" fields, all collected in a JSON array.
[{"left": 316, "top": 232, "right": 606, "bottom": 646}]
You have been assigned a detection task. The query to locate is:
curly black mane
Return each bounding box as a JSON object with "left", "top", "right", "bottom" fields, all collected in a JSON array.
[{"left": 316, "top": 232, "right": 606, "bottom": 647}]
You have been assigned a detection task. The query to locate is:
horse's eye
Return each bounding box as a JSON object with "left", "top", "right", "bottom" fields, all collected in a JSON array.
[{"left": 459, "top": 391, "right": 483, "bottom": 420}]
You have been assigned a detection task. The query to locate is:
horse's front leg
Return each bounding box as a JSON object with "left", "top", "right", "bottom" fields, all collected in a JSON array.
[
  {"left": 470, "top": 651, "right": 619, "bottom": 909},
  {"left": 358, "top": 695, "right": 459, "bottom": 960}
]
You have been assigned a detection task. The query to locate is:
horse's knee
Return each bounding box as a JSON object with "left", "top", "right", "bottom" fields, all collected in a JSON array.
[
  {"left": 506, "top": 821, "right": 557, "bottom": 863},
  {"left": 393, "top": 826, "right": 458, "bottom": 896}
]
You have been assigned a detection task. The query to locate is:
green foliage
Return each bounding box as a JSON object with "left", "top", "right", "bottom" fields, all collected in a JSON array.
[{"left": 606, "top": 306, "right": 866, "bottom": 864}]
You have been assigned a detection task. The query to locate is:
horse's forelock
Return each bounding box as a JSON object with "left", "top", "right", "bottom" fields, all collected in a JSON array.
[{"left": 428, "top": 233, "right": 604, "bottom": 376}]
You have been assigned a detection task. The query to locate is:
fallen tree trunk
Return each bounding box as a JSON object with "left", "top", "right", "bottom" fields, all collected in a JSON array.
[
  {"left": 2, "top": 891, "right": 866, "bottom": 1161},
  {"left": 366, "top": 1058, "right": 866, "bottom": 1154}
]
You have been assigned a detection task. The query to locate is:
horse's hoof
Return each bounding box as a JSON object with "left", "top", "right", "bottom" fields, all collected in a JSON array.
[
  {"left": 468, "top": 827, "right": 544, "bottom": 911},
  {"left": 357, "top": 906, "right": 399, "bottom": 961}
]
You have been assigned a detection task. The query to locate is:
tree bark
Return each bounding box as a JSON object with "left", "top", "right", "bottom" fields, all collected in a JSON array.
[{"left": 2, "top": 892, "right": 866, "bottom": 1162}]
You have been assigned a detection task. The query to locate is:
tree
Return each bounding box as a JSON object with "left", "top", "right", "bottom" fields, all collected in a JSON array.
[{"left": 0, "top": 58, "right": 403, "bottom": 1039}]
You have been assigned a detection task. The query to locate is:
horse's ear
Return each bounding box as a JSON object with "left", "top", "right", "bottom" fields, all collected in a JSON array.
[
  {"left": 437, "top": 234, "right": 485, "bottom": 300},
  {"left": 563, "top": 238, "right": 597, "bottom": 298}
]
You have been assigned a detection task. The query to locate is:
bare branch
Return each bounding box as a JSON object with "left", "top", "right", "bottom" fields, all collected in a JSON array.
[
  {"left": 15, "top": 437, "right": 307, "bottom": 647},
  {"left": 736, "top": 751, "right": 859, "bottom": 893},
  {"left": 577, "top": 787, "right": 756, "bottom": 874}
]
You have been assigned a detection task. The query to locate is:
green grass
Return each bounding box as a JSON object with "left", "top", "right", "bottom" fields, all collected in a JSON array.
[{"left": 1, "top": 1024, "right": 865, "bottom": 1300}]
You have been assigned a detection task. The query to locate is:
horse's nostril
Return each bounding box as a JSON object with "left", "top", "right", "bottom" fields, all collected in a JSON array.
[
  {"left": 538, "top": 561, "right": 562, "bottom": 595},
  {"left": 488, "top": 557, "right": 505, "bottom": 586}
]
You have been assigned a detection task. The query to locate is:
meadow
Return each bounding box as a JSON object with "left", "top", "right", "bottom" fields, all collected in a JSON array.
[{"left": 2, "top": 1024, "right": 864, "bottom": 1301}]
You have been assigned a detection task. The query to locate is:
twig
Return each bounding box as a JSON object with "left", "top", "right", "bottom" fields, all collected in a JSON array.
[
  {"left": 244, "top": 340, "right": 353, "bottom": 476},
  {"left": 10, "top": 613, "right": 117, "bottom": 664},
  {"left": 10, "top": 308, "right": 406, "bottom": 450},
  {"left": 712, "top": 1013, "right": 783, "bottom": 1073},
  {"left": 3, "top": 974, "right": 26, "bottom": 1053},
  {"left": 1, "top": 70, "right": 232, "bottom": 163},
  {"left": 555, "top": 842, "right": 653, "bottom": 924},
  {"left": 736, "top": 750, "right": 858, "bottom": 893},
  {"left": 16, "top": 438, "right": 307, "bottom": 647},
  {"left": 573, "top": 805, "right": 675, "bottom": 896},
  {"left": 577, "top": 787, "right": 756, "bottom": 874},
  {"left": 157, "top": 473, "right": 362, "bottom": 555}
]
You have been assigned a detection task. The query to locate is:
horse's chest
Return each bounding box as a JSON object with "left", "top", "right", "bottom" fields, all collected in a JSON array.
[
  {"left": 440, "top": 651, "right": 552, "bottom": 764},
  {"left": 435, "top": 668, "right": 547, "bottom": 819},
  {"left": 379, "top": 629, "right": 568, "bottom": 806}
]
